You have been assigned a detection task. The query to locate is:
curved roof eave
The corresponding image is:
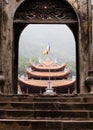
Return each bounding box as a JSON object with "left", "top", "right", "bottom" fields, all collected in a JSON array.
[{"left": 18, "top": 78, "right": 76, "bottom": 87}]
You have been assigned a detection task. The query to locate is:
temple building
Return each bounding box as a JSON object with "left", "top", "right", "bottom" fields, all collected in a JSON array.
[{"left": 18, "top": 58, "right": 76, "bottom": 94}]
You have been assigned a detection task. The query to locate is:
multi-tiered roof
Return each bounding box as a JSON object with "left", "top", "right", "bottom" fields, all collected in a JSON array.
[{"left": 18, "top": 59, "right": 75, "bottom": 94}]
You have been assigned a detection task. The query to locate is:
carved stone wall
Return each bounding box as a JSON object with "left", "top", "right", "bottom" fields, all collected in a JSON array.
[
  {"left": 14, "top": 0, "right": 77, "bottom": 23},
  {"left": 0, "top": 0, "right": 92, "bottom": 94}
]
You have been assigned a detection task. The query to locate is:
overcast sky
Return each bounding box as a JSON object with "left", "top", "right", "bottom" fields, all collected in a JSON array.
[
  {"left": 19, "top": 24, "right": 76, "bottom": 62},
  {"left": 20, "top": 24, "right": 75, "bottom": 46}
]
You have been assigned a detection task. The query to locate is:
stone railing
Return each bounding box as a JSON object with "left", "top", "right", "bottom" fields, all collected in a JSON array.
[
  {"left": 86, "top": 70, "right": 93, "bottom": 93},
  {"left": 0, "top": 71, "right": 5, "bottom": 94}
]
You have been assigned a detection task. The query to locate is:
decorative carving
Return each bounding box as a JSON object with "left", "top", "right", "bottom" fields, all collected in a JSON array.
[{"left": 14, "top": 0, "right": 77, "bottom": 23}]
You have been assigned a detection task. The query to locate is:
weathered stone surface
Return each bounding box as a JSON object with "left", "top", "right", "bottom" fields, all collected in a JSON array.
[
  {"left": 86, "top": 70, "right": 93, "bottom": 93},
  {"left": 0, "top": 95, "right": 93, "bottom": 129},
  {"left": 0, "top": 1, "right": 2, "bottom": 71}
]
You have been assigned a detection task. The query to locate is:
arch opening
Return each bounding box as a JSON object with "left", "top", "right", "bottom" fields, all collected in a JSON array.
[
  {"left": 13, "top": 0, "right": 79, "bottom": 94},
  {"left": 18, "top": 24, "right": 76, "bottom": 94}
]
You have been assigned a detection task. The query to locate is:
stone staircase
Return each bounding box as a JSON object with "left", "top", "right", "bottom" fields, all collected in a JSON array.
[{"left": 0, "top": 94, "right": 93, "bottom": 130}]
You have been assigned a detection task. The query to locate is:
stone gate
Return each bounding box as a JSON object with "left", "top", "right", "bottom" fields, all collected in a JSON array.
[{"left": 0, "top": 0, "right": 92, "bottom": 94}]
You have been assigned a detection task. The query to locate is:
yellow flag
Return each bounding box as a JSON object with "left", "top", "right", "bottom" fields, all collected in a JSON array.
[{"left": 43, "top": 44, "right": 50, "bottom": 55}]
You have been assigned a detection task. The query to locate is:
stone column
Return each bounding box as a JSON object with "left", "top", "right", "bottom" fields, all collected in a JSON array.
[
  {"left": 0, "top": 1, "right": 5, "bottom": 93},
  {"left": 0, "top": 0, "right": 2, "bottom": 71},
  {"left": 77, "top": 0, "right": 92, "bottom": 93},
  {"left": 92, "top": 4, "right": 93, "bottom": 66}
]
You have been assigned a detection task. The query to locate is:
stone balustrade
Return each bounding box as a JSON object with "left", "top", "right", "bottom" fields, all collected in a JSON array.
[
  {"left": 86, "top": 70, "right": 93, "bottom": 93},
  {"left": 0, "top": 71, "right": 5, "bottom": 93}
]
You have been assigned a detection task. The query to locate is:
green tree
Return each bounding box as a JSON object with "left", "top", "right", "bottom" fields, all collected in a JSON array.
[{"left": 18, "top": 56, "right": 39, "bottom": 75}]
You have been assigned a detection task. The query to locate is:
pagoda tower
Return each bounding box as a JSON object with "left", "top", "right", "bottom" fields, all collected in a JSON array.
[{"left": 18, "top": 58, "right": 76, "bottom": 94}]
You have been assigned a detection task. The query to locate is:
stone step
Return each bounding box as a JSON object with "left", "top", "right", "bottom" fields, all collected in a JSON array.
[
  {"left": 0, "top": 109, "right": 93, "bottom": 119},
  {"left": 0, "top": 94, "right": 93, "bottom": 130},
  {"left": 0, "top": 94, "right": 93, "bottom": 103},
  {"left": 0, "top": 102, "right": 93, "bottom": 110},
  {"left": 0, "top": 119, "right": 93, "bottom": 130}
]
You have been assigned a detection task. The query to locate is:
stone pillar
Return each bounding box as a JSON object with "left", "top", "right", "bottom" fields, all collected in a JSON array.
[
  {"left": 77, "top": 0, "right": 92, "bottom": 93},
  {"left": 0, "top": 1, "right": 5, "bottom": 93},
  {"left": 92, "top": 1, "right": 93, "bottom": 66},
  {"left": 0, "top": 0, "right": 2, "bottom": 71}
]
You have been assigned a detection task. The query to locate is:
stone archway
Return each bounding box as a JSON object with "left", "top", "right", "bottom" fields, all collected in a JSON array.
[
  {"left": 0, "top": 0, "right": 92, "bottom": 94},
  {"left": 13, "top": 0, "right": 79, "bottom": 93}
]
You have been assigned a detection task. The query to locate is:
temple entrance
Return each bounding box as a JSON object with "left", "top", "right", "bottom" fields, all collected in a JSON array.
[
  {"left": 13, "top": 0, "right": 79, "bottom": 93},
  {"left": 0, "top": 0, "right": 92, "bottom": 94}
]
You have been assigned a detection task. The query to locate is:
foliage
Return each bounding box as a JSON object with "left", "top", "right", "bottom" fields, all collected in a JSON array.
[
  {"left": 18, "top": 57, "right": 29, "bottom": 75},
  {"left": 66, "top": 61, "right": 76, "bottom": 77},
  {"left": 18, "top": 56, "right": 39, "bottom": 75},
  {"left": 30, "top": 56, "right": 39, "bottom": 64}
]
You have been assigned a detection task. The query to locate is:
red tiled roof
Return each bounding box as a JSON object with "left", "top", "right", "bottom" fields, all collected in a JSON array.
[
  {"left": 30, "top": 63, "right": 66, "bottom": 71},
  {"left": 18, "top": 78, "right": 75, "bottom": 88},
  {"left": 26, "top": 69, "right": 70, "bottom": 78}
]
